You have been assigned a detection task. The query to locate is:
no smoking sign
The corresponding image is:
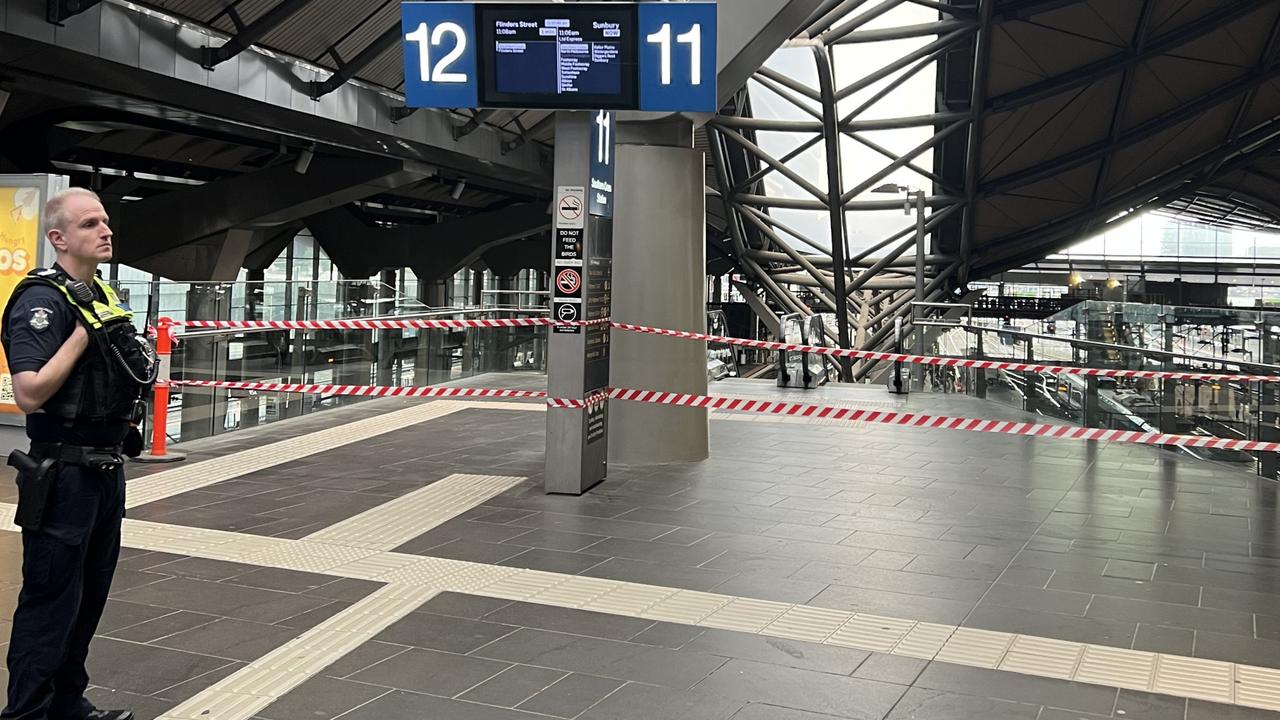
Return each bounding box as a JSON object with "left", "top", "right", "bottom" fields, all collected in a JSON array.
[
  {"left": 556, "top": 186, "right": 586, "bottom": 229},
  {"left": 556, "top": 268, "right": 582, "bottom": 296}
]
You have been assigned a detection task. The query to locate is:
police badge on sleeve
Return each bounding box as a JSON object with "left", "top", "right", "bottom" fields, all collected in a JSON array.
[{"left": 28, "top": 307, "right": 51, "bottom": 332}]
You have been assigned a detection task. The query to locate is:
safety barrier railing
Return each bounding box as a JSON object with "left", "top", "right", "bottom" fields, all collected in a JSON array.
[{"left": 140, "top": 316, "right": 1280, "bottom": 470}]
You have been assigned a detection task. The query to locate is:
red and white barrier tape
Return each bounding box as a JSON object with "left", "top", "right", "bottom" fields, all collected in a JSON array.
[
  {"left": 179, "top": 318, "right": 611, "bottom": 331},
  {"left": 166, "top": 379, "right": 1279, "bottom": 454},
  {"left": 169, "top": 317, "right": 1280, "bottom": 384},
  {"left": 606, "top": 387, "right": 1280, "bottom": 454},
  {"left": 172, "top": 380, "right": 548, "bottom": 400},
  {"left": 612, "top": 322, "right": 1280, "bottom": 384}
]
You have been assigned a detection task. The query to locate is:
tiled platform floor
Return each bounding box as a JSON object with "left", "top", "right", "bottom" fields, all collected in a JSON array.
[{"left": 0, "top": 376, "right": 1277, "bottom": 719}]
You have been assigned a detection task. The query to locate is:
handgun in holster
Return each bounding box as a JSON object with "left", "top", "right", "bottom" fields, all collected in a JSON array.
[{"left": 8, "top": 450, "right": 58, "bottom": 530}]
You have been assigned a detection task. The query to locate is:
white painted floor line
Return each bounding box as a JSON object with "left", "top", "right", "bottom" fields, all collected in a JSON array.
[
  {"left": 154, "top": 584, "right": 439, "bottom": 720},
  {"left": 0, "top": 500, "right": 1271, "bottom": 715},
  {"left": 125, "top": 399, "right": 540, "bottom": 509},
  {"left": 303, "top": 474, "right": 526, "bottom": 551}
]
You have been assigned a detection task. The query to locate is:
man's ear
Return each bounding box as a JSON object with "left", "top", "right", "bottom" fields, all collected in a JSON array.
[{"left": 47, "top": 229, "right": 66, "bottom": 253}]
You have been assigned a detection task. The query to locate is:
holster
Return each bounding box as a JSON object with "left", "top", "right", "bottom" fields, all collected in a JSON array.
[{"left": 8, "top": 450, "right": 58, "bottom": 531}]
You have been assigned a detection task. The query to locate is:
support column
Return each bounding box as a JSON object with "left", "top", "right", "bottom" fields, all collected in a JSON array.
[
  {"left": 415, "top": 280, "right": 451, "bottom": 386},
  {"left": 609, "top": 120, "right": 709, "bottom": 464},
  {"left": 179, "top": 284, "right": 230, "bottom": 442},
  {"left": 376, "top": 270, "right": 396, "bottom": 385}
]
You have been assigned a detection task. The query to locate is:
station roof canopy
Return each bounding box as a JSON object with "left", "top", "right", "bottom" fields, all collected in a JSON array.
[{"left": 964, "top": 0, "right": 1280, "bottom": 276}]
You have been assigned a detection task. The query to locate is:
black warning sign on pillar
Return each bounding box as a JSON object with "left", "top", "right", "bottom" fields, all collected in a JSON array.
[{"left": 547, "top": 111, "right": 615, "bottom": 496}]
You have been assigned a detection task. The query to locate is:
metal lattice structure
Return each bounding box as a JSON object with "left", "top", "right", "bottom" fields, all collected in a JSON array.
[{"left": 707, "top": 0, "right": 1280, "bottom": 380}]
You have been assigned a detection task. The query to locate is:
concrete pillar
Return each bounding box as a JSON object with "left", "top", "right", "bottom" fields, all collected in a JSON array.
[
  {"left": 608, "top": 121, "right": 709, "bottom": 464},
  {"left": 415, "top": 280, "right": 451, "bottom": 386},
  {"left": 376, "top": 270, "right": 396, "bottom": 385},
  {"left": 179, "top": 284, "right": 230, "bottom": 442}
]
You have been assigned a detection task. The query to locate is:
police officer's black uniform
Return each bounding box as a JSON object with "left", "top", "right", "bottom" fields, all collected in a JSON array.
[{"left": 0, "top": 265, "right": 154, "bottom": 720}]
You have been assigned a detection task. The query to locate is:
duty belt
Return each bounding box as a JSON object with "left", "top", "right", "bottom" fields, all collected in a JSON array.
[{"left": 29, "top": 442, "right": 123, "bottom": 472}]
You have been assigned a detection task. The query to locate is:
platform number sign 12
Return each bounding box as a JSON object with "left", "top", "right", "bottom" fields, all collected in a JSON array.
[
  {"left": 639, "top": 3, "right": 717, "bottom": 113},
  {"left": 402, "top": 3, "right": 478, "bottom": 110}
]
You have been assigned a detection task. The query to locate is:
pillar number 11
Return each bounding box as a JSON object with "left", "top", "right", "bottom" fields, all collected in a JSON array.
[{"left": 646, "top": 23, "right": 702, "bottom": 86}]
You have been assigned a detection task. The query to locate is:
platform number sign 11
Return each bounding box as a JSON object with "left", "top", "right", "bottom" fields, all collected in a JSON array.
[
  {"left": 402, "top": 3, "right": 478, "bottom": 109},
  {"left": 639, "top": 3, "right": 717, "bottom": 113}
]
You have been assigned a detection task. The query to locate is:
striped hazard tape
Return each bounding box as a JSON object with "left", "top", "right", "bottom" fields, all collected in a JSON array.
[
  {"left": 612, "top": 322, "right": 1280, "bottom": 384},
  {"left": 167, "top": 379, "right": 1279, "bottom": 454},
  {"left": 172, "top": 380, "right": 548, "bottom": 401},
  {"left": 604, "top": 389, "right": 1280, "bottom": 450},
  {"left": 168, "top": 317, "right": 1279, "bottom": 384},
  {"left": 177, "top": 318, "right": 610, "bottom": 331},
  {"left": 605, "top": 388, "right": 1280, "bottom": 454}
]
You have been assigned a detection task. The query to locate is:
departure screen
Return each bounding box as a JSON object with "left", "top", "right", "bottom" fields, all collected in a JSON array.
[{"left": 477, "top": 5, "right": 638, "bottom": 109}]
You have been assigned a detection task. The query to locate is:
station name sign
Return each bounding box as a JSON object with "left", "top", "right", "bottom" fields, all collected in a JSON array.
[{"left": 401, "top": 2, "right": 717, "bottom": 113}]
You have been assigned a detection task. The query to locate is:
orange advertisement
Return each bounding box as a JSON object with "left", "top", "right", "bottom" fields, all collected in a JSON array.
[{"left": 0, "top": 187, "right": 42, "bottom": 414}]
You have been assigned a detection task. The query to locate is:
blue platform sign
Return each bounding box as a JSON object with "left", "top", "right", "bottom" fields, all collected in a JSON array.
[
  {"left": 638, "top": 3, "right": 718, "bottom": 113},
  {"left": 401, "top": 2, "right": 715, "bottom": 112},
  {"left": 402, "top": 2, "right": 478, "bottom": 110}
]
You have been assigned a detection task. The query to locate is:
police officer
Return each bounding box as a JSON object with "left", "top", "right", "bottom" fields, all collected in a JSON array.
[{"left": 0, "top": 188, "right": 154, "bottom": 720}]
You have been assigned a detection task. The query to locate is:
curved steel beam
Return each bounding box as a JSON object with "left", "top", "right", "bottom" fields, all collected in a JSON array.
[{"left": 986, "top": 0, "right": 1273, "bottom": 114}]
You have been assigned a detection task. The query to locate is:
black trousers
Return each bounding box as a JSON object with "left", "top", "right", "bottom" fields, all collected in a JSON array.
[{"left": 2, "top": 463, "right": 124, "bottom": 720}]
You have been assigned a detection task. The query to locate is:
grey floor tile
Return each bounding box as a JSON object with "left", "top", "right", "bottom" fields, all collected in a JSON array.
[
  {"left": 275, "top": 600, "right": 354, "bottom": 631},
  {"left": 84, "top": 638, "right": 235, "bottom": 696},
  {"left": 581, "top": 557, "right": 737, "bottom": 591},
  {"left": 143, "top": 557, "right": 259, "bottom": 581},
  {"left": 472, "top": 628, "right": 728, "bottom": 690},
  {"left": 979, "top": 584, "right": 1092, "bottom": 616},
  {"left": 628, "top": 622, "right": 704, "bottom": 649},
  {"left": 338, "top": 690, "right": 545, "bottom": 719},
  {"left": 517, "top": 673, "right": 625, "bottom": 718},
  {"left": 1193, "top": 630, "right": 1280, "bottom": 667},
  {"left": 225, "top": 567, "right": 336, "bottom": 594},
  {"left": 809, "top": 584, "right": 975, "bottom": 625},
  {"left": 415, "top": 592, "right": 514, "bottom": 620},
  {"left": 153, "top": 617, "right": 303, "bottom": 661},
  {"left": 1113, "top": 690, "right": 1188, "bottom": 720},
  {"left": 693, "top": 658, "right": 906, "bottom": 720},
  {"left": 97, "top": 600, "right": 179, "bottom": 635},
  {"left": 964, "top": 604, "right": 1136, "bottom": 649},
  {"left": 794, "top": 562, "right": 991, "bottom": 603},
  {"left": 372, "top": 610, "right": 516, "bottom": 654},
  {"left": 1103, "top": 559, "right": 1156, "bottom": 581},
  {"left": 1047, "top": 570, "right": 1200, "bottom": 606},
  {"left": 322, "top": 641, "right": 410, "bottom": 679},
  {"left": 105, "top": 610, "right": 220, "bottom": 643},
  {"left": 852, "top": 654, "right": 928, "bottom": 686},
  {"left": 498, "top": 548, "right": 609, "bottom": 575},
  {"left": 710, "top": 573, "right": 828, "bottom": 604},
  {"left": 684, "top": 628, "right": 867, "bottom": 675},
  {"left": 914, "top": 663, "right": 1118, "bottom": 716},
  {"left": 731, "top": 703, "right": 866, "bottom": 719},
  {"left": 506, "top": 528, "right": 609, "bottom": 552},
  {"left": 347, "top": 647, "right": 509, "bottom": 696},
  {"left": 1086, "top": 594, "right": 1255, "bottom": 637},
  {"left": 1187, "top": 699, "right": 1280, "bottom": 719},
  {"left": 883, "top": 688, "right": 1040, "bottom": 720},
  {"left": 580, "top": 682, "right": 744, "bottom": 720},
  {"left": 859, "top": 550, "right": 918, "bottom": 571},
  {"left": 903, "top": 555, "right": 1008, "bottom": 582},
  {"left": 81, "top": 688, "right": 176, "bottom": 720},
  {"left": 304, "top": 578, "right": 383, "bottom": 603},
  {"left": 481, "top": 602, "right": 654, "bottom": 641},
  {"left": 110, "top": 577, "right": 332, "bottom": 624},
  {"left": 459, "top": 665, "right": 568, "bottom": 707},
  {"left": 418, "top": 539, "right": 530, "bottom": 564},
  {"left": 1132, "top": 624, "right": 1195, "bottom": 655},
  {"left": 701, "top": 551, "right": 810, "bottom": 578},
  {"left": 257, "top": 676, "right": 389, "bottom": 720}
]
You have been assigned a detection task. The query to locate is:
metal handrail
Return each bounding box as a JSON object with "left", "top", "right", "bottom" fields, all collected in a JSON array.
[{"left": 919, "top": 320, "right": 1280, "bottom": 375}]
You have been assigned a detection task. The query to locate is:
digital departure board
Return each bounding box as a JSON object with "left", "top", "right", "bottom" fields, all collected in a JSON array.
[
  {"left": 402, "top": 2, "right": 716, "bottom": 113},
  {"left": 477, "top": 5, "right": 637, "bottom": 109}
]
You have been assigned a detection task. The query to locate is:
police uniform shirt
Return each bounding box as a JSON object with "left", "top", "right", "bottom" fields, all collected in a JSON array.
[{"left": 3, "top": 276, "right": 127, "bottom": 447}]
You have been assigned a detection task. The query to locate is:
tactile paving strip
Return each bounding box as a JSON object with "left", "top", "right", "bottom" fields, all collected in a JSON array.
[
  {"left": 304, "top": 474, "right": 525, "bottom": 550},
  {"left": 125, "top": 400, "right": 499, "bottom": 508},
  {"left": 156, "top": 585, "right": 438, "bottom": 720}
]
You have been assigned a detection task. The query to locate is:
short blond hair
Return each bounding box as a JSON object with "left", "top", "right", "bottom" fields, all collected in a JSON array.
[{"left": 44, "top": 188, "right": 102, "bottom": 233}]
